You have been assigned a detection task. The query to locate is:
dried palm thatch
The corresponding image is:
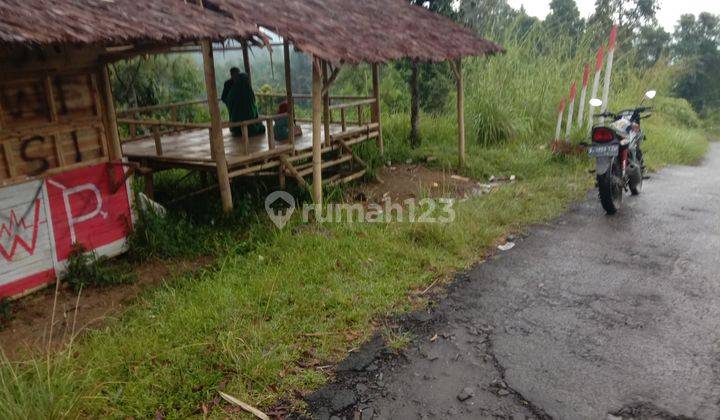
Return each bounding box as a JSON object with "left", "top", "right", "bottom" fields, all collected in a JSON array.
[
  {"left": 211, "top": 0, "right": 505, "bottom": 63},
  {"left": 0, "top": 0, "right": 257, "bottom": 47}
]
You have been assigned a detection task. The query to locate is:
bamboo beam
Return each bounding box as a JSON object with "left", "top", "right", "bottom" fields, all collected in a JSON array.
[
  {"left": 453, "top": 58, "right": 466, "bottom": 167},
  {"left": 3, "top": 141, "right": 16, "bottom": 178},
  {"left": 336, "top": 138, "right": 368, "bottom": 169},
  {"left": 322, "top": 60, "right": 331, "bottom": 147},
  {"left": 201, "top": 40, "right": 233, "bottom": 212},
  {"left": 100, "top": 65, "right": 123, "bottom": 160},
  {"left": 311, "top": 57, "right": 323, "bottom": 205},
  {"left": 283, "top": 40, "right": 296, "bottom": 148},
  {"left": 371, "top": 63, "right": 384, "bottom": 156},
  {"left": 44, "top": 75, "right": 58, "bottom": 122},
  {"left": 320, "top": 64, "right": 342, "bottom": 97},
  {"left": 242, "top": 40, "right": 252, "bottom": 85},
  {"left": 279, "top": 155, "right": 309, "bottom": 189}
]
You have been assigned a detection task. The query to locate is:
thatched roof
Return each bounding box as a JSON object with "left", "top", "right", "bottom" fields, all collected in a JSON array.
[
  {"left": 0, "top": 0, "right": 257, "bottom": 47},
  {"left": 0, "top": 0, "right": 502, "bottom": 63},
  {"left": 211, "top": 0, "right": 504, "bottom": 63}
]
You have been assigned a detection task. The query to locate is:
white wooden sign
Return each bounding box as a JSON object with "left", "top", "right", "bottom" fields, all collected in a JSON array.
[{"left": 0, "top": 162, "right": 133, "bottom": 298}]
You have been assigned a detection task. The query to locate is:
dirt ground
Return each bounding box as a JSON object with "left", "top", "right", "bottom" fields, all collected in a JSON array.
[
  {"left": 0, "top": 257, "right": 211, "bottom": 359},
  {"left": 345, "top": 163, "right": 506, "bottom": 204}
]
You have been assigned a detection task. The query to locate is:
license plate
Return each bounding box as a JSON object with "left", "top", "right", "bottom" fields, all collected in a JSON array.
[{"left": 588, "top": 144, "right": 618, "bottom": 157}]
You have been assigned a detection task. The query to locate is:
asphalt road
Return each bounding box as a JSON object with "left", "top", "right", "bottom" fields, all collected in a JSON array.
[{"left": 307, "top": 144, "right": 720, "bottom": 419}]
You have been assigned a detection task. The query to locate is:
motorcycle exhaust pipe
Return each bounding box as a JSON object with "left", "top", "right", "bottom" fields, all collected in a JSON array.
[{"left": 628, "top": 162, "right": 642, "bottom": 185}]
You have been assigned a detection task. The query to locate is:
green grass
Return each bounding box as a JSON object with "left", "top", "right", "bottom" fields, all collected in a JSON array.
[{"left": 2, "top": 107, "right": 706, "bottom": 417}]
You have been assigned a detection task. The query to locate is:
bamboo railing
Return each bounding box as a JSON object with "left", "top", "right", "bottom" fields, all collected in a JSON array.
[{"left": 116, "top": 94, "right": 379, "bottom": 162}]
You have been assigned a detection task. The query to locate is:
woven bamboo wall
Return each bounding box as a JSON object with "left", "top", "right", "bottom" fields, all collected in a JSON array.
[{"left": 0, "top": 67, "right": 108, "bottom": 186}]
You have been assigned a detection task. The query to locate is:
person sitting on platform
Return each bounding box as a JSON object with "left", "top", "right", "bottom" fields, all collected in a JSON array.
[
  {"left": 273, "top": 101, "right": 302, "bottom": 141},
  {"left": 223, "top": 72, "right": 265, "bottom": 137}
]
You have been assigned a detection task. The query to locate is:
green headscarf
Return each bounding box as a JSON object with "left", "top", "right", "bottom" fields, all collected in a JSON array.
[{"left": 224, "top": 73, "right": 266, "bottom": 137}]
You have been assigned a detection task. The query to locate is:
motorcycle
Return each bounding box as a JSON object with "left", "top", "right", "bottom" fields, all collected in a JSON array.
[{"left": 587, "top": 90, "right": 655, "bottom": 214}]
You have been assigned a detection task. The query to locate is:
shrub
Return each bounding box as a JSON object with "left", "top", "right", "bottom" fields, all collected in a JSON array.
[{"left": 64, "top": 245, "right": 135, "bottom": 292}]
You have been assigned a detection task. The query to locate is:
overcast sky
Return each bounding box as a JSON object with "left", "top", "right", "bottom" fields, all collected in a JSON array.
[{"left": 506, "top": 0, "right": 720, "bottom": 31}]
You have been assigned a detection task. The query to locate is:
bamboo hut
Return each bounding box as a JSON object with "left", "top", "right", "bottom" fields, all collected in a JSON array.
[
  {"left": 0, "top": 0, "right": 257, "bottom": 297},
  {"left": 113, "top": 0, "right": 504, "bottom": 210}
]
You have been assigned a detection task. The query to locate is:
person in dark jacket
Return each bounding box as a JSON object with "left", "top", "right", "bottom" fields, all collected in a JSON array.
[
  {"left": 224, "top": 72, "right": 265, "bottom": 137},
  {"left": 220, "top": 67, "right": 240, "bottom": 105}
]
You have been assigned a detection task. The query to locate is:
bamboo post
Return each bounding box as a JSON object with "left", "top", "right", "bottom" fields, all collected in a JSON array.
[
  {"left": 565, "top": 82, "right": 577, "bottom": 143},
  {"left": 601, "top": 25, "right": 617, "bottom": 122},
  {"left": 100, "top": 65, "right": 123, "bottom": 161},
  {"left": 279, "top": 158, "right": 286, "bottom": 190},
  {"left": 242, "top": 40, "right": 252, "bottom": 86},
  {"left": 267, "top": 119, "right": 275, "bottom": 150},
  {"left": 201, "top": 40, "right": 233, "bottom": 212},
  {"left": 43, "top": 74, "right": 64, "bottom": 167},
  {"left": 283, "top": 40, "right": 295, "bottom": 148},
  {"left": 555, "top": 98, "right": 566, "bottom": 140},
  {"left": 152, "top": 126, "right": 163, "bottom": 155},
  {"left": 453, "top": 58, "right": 466, "bottom": 167},
  {"left": 311, "top": 57, "right": 323, "bottom": 206},
  {"left": 588, "top": 45, "right": 604, "bottom": 132},
  {"left": 577, "top": 64, "right": 590, "bottom": 126},
  {"left": 371, "top": 63, "right": 384, "bottom": 155},
  {"left": 242, "top": 125, "right": 249, "bottom": 154},
  {"left": 322, "top": 61, "right": 331, "bottom": 147},
  {"left": 144, "top": 171, "right": 154, "bottom": 199},
  {"left": 340, "top": 108, "right": 347, "bottom": 132}
]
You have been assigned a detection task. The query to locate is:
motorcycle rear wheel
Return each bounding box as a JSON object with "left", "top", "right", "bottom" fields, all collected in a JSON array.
[{"left": 598, "top": 162, "right": 623, "bottom": 215}]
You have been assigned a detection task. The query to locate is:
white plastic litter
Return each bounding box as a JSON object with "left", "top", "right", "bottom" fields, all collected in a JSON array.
[
  {"left": 498, "top": 242, "right": 515, "bottom": 251},
  {"left": 137, "top": 192, "right": 167, "bottom": 217}
]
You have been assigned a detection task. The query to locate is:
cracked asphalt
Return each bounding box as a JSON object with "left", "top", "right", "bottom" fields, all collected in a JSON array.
[{"left": 305, "top": 144, "right": 720, "bottom": 419}]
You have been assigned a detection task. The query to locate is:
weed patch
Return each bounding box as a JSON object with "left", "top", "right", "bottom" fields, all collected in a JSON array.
[{"left": 64, "top": 245, "right": 136, "bottom": 292}]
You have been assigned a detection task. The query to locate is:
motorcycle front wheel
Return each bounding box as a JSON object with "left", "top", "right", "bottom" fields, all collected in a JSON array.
[{"left": 598, "top": 161, "right": 623, "bottom": 215}]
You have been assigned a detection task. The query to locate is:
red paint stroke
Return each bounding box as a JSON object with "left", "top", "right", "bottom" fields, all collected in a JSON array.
[
  {"left": 582, "top": 64, "right": 591, "bottom": 87},
  {"left": 608, "top": 25, "right": 617, "bottom": 50},
  {"left": 558, "top": 97, "right": 566, "bottom": 113},
  {"left": 569, "top": 82, "right": 577, "bottom": 101},
  {"left": 595, "top": 45, "right": 605, "bottom": 71},
  {"left": 0, "top": 199, "right": 41, "bottom": 262}
]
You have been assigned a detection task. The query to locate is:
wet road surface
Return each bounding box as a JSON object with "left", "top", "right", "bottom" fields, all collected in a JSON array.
[{"left": 306, "top": 144, "right": 720, "bottom": 419}]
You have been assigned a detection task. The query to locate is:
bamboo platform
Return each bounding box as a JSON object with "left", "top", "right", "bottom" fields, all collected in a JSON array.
[{"left": 122, "top": 122, "right": 342, "bottom": 168}]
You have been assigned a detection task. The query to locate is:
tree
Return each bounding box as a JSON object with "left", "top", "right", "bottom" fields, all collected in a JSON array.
[
  {"left": 406, "top": 0, "right": 458, "bottom": 147},
  {"left": 587, "top": 0, "right": 659, "bottom": 48},
  {"left": 672, "top": 13, "right": 720, "bottom": 112},
  {"left": 635, "top": 25, "right": 671, "bottom": 67},
  {"left": 460, "top": 0, "right": 518, "bottom": 35},
  {"left": 544, "top": 0, "right": 584, "bottom": 39}
]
